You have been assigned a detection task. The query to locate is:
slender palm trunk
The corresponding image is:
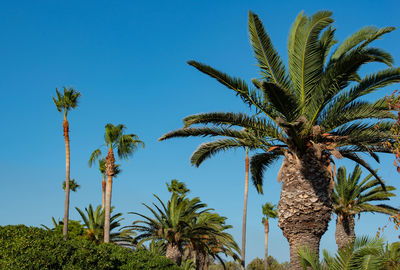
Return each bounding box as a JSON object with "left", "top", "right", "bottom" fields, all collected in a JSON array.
[
  {"left": 63, "top": 117, "right": 70, "bottom": 239},
  {"left": 104, "top": 147, "right": 115, "bottom": 243},
  {"left": 278, "top": 151, "right": 333, "bottom": 270},
  {"left": 241, "top": 148, "right": 249, "bottom": 270},
  {"left": 264, "top": 218, "right": 269, "bottom": 270},
  {"left": 102, "top": 174, "right": 106, "bottom": 210},
  {"left": 166, "top": 243, "right": 182, "bottom": 265},
  {"left": 335, "top": 214, "right": 355, "bottom": 250}
]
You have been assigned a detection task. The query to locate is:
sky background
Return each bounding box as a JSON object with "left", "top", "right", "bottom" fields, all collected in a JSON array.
[{"left": 1, "top": 0, "right": 400, "bottom": 265}]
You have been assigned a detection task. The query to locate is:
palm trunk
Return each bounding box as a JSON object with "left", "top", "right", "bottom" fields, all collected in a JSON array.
[
  {"left": 264, "top": 218, "right": 269, "bottom": 270},
  {"left": 195, "top": 250, "right": 207, "bottom": 270},
  {"left": 166, "top": 243, "right": 182, "bottom": 265},
  {"left": 62, "top": 117, "right": 70, "bottom": 239},
  {"left": 241, "top": 148, "right": 249, "bottom": 270},
  {"left": 335, "top": 215, "right": 355, "bottom": 250},
  {"left": 102, "top": 174, "right": 106, "bottom": 210},
  {"left": 104, "top": 147, "right": 115, "bottom": 243},
  {"left": 278, "top": 151, "right": 333, "bottom": 270}
]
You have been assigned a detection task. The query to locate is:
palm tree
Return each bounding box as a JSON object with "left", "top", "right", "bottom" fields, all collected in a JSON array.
[
  {"left": 297, "top": 236, "right": 399, "bottom": 270},
  {"left": 159, "top": 10, "right": 400, "bottom": 269},
  {"left": 89, "top": 123, "right": 144, "bottom": 242},
  {"left": 126, "top": 181, "right": 239, "bottom": 267},
  {"left": 75, "top": 204, "right": 132, "bottom": 244},
  {"left": 89, "top": 158, "right": 121, "bottom": 209},
  {"left": 62, "top": 179, "right": 80, "bottom": 192},
  {"left": 333, "top": 165, "right": 398, "bottom": 250},
  {"left": 52, "top": 87, "right": 81, "bottom": 239},
  {"left": 262, "top": 203, "right": 277, "bottom": 270}
]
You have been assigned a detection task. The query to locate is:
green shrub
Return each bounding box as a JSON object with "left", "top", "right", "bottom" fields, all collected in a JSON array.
[{"left": 0, "top": 225, "right": 181, "bottom": 270}]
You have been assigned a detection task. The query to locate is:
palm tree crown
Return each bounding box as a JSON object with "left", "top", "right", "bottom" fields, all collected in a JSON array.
[
  {"left": 89, "top": 124, "right": 145, "bottom": 166},
  {"left": 333, "top": 165, "right": 398, "bottom": 218},
  {"left": 262, "top": 202, "right": 278, "bottom": 224},
  {"left": 160, "top": 11, "right": 400, "bottom": 190},
  {"left": 52, "top": 87, "right": 81, "bottom": 118}
]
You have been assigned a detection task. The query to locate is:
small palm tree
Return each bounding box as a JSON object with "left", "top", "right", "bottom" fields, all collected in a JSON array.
[
  {"left": 333, "top": 165, "right": 398, "bottom": 249},
  {"left": 89, "top": 123, "right": 144, "bottom": 242},
  {"left": 297, "top": 236, "right": 394, "bottom": 270},
  {"left": 62, "top": 179, "right": 80, "bottom": 192},
  {"left": 75, "top": 204, "right": 132, "bottom": 244},
  {"left": 262, "top": 203, "right": 278, "bottom": 270},
  {"left": 89, "top": 158, "right": 121, "bottom": 209},
  {"left": 52, "top": 87, "right": 81, "bottom": 238}
]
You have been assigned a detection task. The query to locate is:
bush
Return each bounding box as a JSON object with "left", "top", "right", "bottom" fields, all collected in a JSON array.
[{"left": 0, "top": 225, "right": 181, "bottom": 270}]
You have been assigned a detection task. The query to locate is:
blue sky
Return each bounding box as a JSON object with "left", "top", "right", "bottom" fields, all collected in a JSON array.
[{"left": 1, "top": 0, "right": 400, "bottom": 264}]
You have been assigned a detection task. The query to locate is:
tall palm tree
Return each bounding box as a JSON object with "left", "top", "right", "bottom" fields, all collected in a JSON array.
[
  {"left": 89, "top": 123, "right": 144, "bottom": 242},
  {"left": 333, "top": 165, "right": 398, "bottom": 249},
  {"left": 52, "top": 87, "right": 81, "bottom": 239},
  {"left": 262, "top": 203, "right": 277, "bottom": 270},
  {"left": 89, "top": 158, "right": 121, "bottom": 209},
  {"left": 159, "top": 10, "right": 400, "bottom": 269},
  {"left": 241, "top": 147, "right": 249, "bottom": 270}
]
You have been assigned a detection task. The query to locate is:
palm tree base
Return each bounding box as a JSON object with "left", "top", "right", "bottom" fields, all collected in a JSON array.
[{"left": 335, "top": 215, "right": 355, "bottom": 250}]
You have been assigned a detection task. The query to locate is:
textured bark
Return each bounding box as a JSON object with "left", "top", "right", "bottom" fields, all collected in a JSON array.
[
  {"left": 102, "top": 175, "right": 106, "bottom": 210},
  {"left": 104, "top": 148, "right": 115, "bottom": 243},
  {"left": 264, "top": 219, "right": 269, "bottom": 270},
  {"left": 62, "top": 118, "right": 70, "bottom": 239},
  {"left": 335, "top": 215, "right": 355, "bottom": 250},
  {"left": 195, "top": 251, "right": 207, "bottom": 270},
  {"left": 278, "top": 151, "right": 333, "bottom": 270},
  {"left": 166, "top": 243, "right": 182, "bottom": 265},
  {"left": 241, "top": 149, "right": 249, "bottom": 270}
]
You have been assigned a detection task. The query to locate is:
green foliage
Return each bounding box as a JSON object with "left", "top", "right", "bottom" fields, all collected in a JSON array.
[
  {"left": 167, "top": 179, "right": 190, "bottom": 197},
  {"left": 62, "top": 178, "right": 80, "bottom": 192},
  {"left": 297, "top": 236, "right": 400, "bottom": 270},
  {"left": 246, "top": 257, "right": 289, "bottom": 270},
  {"left": 0, "top": 225, "right": 181, "bottom": 270},
  {"left": 126, "top": 184, "right": 240, "bottom": 265},
  {"left": 42, "top": 218, "right": 85, "bottom": 239},
  {"left": 160, "top": 10, "right": 400, "bottom": 192},
  {"left": 332, "top": 165, "right": 398, "bottom": 218},
  {"left": 209, "top": 261, "right": 241, "bottom": 270},
  {"left": 75, "top": 204, "right": 133, "bottom": 244},
  {"left": 262, "top": 202, "right": 278, "bottom": 223},
  {"left": 52, "top": 87, "right": 81, "bottom": 117}
]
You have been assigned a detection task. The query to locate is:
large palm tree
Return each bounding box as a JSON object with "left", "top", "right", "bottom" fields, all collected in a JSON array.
[
  {"left": 89, "top": 123, "right": 144, "bottom": 242},
  {"left": 159, "top": 10, "right": 400, "bottom": 269},
  {"left": 262, "top": 203, "right": 278, "bottom": 270},
  {"left": 333, "top": 165, "right": 398, "bottom": 250},
  {"left": 52, "top": 87, "right": 81, "bottom": 239}
]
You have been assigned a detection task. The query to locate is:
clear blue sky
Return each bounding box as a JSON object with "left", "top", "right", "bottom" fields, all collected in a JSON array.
[{"left": 1, "top": 0, "right": 399, "bottom": 264}]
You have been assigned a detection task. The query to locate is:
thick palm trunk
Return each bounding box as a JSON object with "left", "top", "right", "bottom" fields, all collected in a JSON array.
[
  {"left": 102, "top": 175, "right": 106, "bottom": 210},
  {"left": 63, "top": 117, "right": 70, "bottom": 239},
  {"left": 335, "top": 215, "right": 355, "bottom": 250},
  {"left": 264, "top": 219, "right": 269, "bottom": 270},
  {"left": 241, "top": 148, "right": 249, "bottom": 270},
  {"left": 104, "top": 147, "right": 115, "bottom": 243},
  {"left": 166, "top": 243, "right": 182, "bottom": 265},
  {"left": 195, "top": 251, "right": 207, "bottom": 270},
  {"left": 278, "top": 151, "right": 333, "bottom": 270}
]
